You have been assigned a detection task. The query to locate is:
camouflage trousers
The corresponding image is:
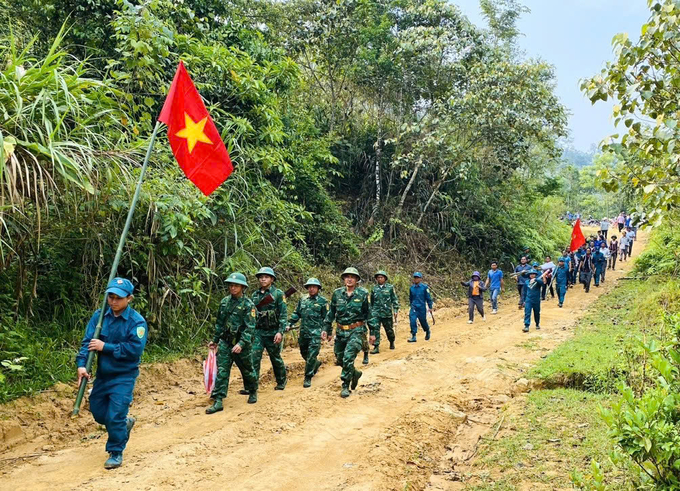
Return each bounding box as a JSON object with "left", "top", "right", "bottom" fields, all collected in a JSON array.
[
  {"left": 334, "top": 328, "right": 365, "bottom": 387},
  {"left": 251, "top": 330, "right": 287, "bottom": 385},
  {"left": 211, "top": 339, "right": 258, "bottom": 400},
  {"left": 374, "top": 316, "right": 395, "bottom": 347},
  {"left": 299, "top": 332, "right": 321, "bottom": 378}
]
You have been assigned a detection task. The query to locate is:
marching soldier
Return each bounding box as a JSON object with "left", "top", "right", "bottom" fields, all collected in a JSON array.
[
  {"left": 323, "top": 268, "right": 378, "bottom": 398},
  {"left": 287, "top": 278, "right": 328, "bottom": 388},
  {"left": 207, "top": 273, "right": 259, "bottom": 414},
  {"left": 250, "top": 267, "right": 288, "bottom": 391},
  {"left": 370, "top": 270, "right": 400, "bottom": 352}
]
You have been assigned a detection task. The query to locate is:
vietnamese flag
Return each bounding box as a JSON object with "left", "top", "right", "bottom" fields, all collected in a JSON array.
[
  {"left": 570, "top": 218, "right": 586, "bottom": 252},
  {"left": 158, "top": 61, "right": 233, "bottom": 195}
]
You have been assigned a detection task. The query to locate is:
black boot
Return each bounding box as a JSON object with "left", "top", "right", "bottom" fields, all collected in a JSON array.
[
  {"left": 351, "top": 369, "right": 362, "bottom": 390},
  {"left": 389, "top": 341, "right": 395, "bottom": 350},
  {"left": 362, "top": 352, "right": 369, "bottom": 365},
  {"left": 370, "top": 346, "right": 379, "bottom": 355}
]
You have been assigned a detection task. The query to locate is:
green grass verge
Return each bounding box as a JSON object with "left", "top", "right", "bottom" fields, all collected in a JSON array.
[
  {"left": 529, "top": 281, "right": 645, "bottom": 393},
  {"left": 465, "top": 389, "right": 631, "bottom": 490}
]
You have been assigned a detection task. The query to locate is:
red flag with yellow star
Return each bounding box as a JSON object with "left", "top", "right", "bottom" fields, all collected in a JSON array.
[{"left": 158, "top": 61, "right": 233, "bottom": 195}]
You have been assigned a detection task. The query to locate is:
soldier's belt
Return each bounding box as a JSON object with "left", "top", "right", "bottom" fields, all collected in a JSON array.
[{"left": 338, "top": 321, "right": 365, "bottom": 331}]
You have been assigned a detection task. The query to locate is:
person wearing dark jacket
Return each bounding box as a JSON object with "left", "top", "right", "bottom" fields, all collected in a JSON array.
[
  {"left": 461, "top": 271, "right": 487, "bottom": 324},
  {"left": 579, "top": 248, "right": 594, "bottom": 293}
]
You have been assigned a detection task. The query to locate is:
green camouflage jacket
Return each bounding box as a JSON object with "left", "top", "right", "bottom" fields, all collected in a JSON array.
[
  {"left": 370, "top": 283, "right": 400, "bottom": 318},
  {"left": 324, "top": 286, "right": 378, "bottom": 336},
  {"left": 288, "top": 294, "right": 328, "bottom": 336},
  {"left": 212, "top": 295, "right": 257, "bottom": 348},
  {"left": 251, "top": 285, "right": 288, "bottom": 334}
]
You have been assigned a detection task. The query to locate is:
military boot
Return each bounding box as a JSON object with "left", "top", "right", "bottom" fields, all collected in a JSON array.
[
  {"left": 389, "top": 340, "right": 395, "bottom": 350},
  {"left": 238, "top": 389, "right": 249, "bottom": 395},
  {"left": 370, "top": 346, "right": 380, "bottom": 355},
  {"left": 247, "top": 392, "right": 258, "bottom": 404},
  {"left": 275, "top": 379, "right": 287, "bottom": 391},
  {"left": 362, "top": 352, "right": 369, "bottom": 365},
  {"left": 303, "top": 377, "right": 312, "bottom": 388},
  {"left": 341, "top": 386, "right": 351, "bottom": 398},
  {"left": 425, "top": 330, "right": 431, "bottom": 341},
  {"left": 206, "top": 399, "right": 224, "bottom": 414},
  {"left": 407, "top": 335, "right": 417, "bottom": 343},
  {"left": 351, "top": 369, "right": 362, "bottom": 390}
]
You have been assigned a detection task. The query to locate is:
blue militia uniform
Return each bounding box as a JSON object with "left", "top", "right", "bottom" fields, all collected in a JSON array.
[
  {"left": 409, "top": 283, "right": 433, "bottom": 336},
  {"left": 523, "top": 273, "right": 544, "bottom": 329},
  {"left": 554, "top": 264, "right": 569, "bottom": 305},
  {"left": 76, "top": 306, "right": 147, "bottom": 453},
  {"left": 593, "top": 251, "right": 607, "bottom": 286}
]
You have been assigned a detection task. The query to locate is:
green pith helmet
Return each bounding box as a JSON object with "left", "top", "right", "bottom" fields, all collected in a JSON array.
[
  {"left": 532, "top": 261, "right": 540, "bottom": 268},
  {"left": 255, "top": 266, "right": 276, "bottom": 279},
  {"left": 226, "top": 272, "right": 248, "bottom": 288},
  {"left": 304, "top": 277, "right": 322, "bottom": 289},
  {"left": 341, "top": 267, "right": 361, "bottom": 280},
  {"left": 374, "top": 270, "right": 389, "bottom": 280}
]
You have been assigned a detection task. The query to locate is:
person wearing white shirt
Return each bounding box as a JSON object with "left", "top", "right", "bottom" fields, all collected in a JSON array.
[
  {"left": 540, "top": 256, "right": 556, "bottom": 301},
  {"left": 600, "top": 217, "right": 610, "bottom": 239},
  {"left": 619, "top": 232, "right": 629, "bottom": 261}
]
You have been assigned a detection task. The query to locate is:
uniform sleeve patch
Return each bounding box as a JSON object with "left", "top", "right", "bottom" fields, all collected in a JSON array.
[
  {"left": 251, "top": 308, "right": 257, "bottom": 318},
  {"left": 136, "top": 326, "right": 146, "bottom": 339}
]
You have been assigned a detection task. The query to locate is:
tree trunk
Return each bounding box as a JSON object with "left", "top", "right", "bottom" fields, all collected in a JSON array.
[
  {"left": 416, "top": 168, "right": 451, "bottom": 227},
  {"left": 370, "top": 97, "right": 384, "bottom": 223},
  {"left": 396, "top": 161, "right": 422, "bottom": 218}
]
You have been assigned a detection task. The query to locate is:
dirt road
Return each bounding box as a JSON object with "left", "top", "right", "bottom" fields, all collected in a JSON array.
[{"left": 0, "top": 239, "right": 644, "bottom": 490}]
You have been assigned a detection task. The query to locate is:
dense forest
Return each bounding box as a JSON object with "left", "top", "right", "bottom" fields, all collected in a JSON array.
[{"left": 0, "top": 0, "right": 611, "bottom": 398}]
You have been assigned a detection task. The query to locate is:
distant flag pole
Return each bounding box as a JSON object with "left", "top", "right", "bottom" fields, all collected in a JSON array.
[
  {"left": 73, "top": 61, "right": 232, "bottom": 415},
  {"left": 570, "top": 218, "right": 586, "bottom": 252}
]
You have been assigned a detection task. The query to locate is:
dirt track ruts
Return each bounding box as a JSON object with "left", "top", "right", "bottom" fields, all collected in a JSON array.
[{"left": 0, "top": 236, "right": 644, "bottom": 491}]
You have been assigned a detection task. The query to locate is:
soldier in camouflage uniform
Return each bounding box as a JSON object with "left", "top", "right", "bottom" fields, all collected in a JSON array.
[
  {"left": 206, "top": 272, "right": 258, "bottom": 414},
  {"left": 287, "top": 278, "right": 328, "bottom": 388},
  {"left": 370, "top": 270, "right": 400, "bottom": 353},
  {"left": 250, "top": 267, "right": 288, "bottom": 391},
  {"left": 323, "top": 267, "right": 378, "bottom": 398}
]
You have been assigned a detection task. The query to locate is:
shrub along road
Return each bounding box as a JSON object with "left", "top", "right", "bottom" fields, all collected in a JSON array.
[{"left": 0, "top": 235, "right": 645, "bottom": 490}]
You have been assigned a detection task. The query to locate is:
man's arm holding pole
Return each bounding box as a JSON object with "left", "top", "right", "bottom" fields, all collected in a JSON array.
[{"left": 72, "top": 121, "right": 162, "bottom": 417}]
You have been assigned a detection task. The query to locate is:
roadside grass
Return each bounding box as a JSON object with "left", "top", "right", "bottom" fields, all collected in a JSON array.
[
  {"left": 529, "top": 281, "right": 645, "bottom": 393},
  {"left": 465, "top": 277, "right": 680, "bottom": 490},
  {"left": 464, "top": 389, "right": 631, "bottom": 490}
]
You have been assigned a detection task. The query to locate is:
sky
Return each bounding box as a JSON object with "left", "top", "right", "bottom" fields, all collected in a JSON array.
[{"left": 452, "top": 0, "right": 651, "bottom": 152}]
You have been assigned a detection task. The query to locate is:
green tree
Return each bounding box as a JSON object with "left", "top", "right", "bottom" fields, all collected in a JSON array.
[{"left": 582, "top": 0, "right": 680, "bottom": 225}]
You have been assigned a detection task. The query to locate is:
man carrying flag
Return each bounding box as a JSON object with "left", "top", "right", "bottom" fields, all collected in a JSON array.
[{"left": 73, "top": 61, "right": 235, "bottom": 462}]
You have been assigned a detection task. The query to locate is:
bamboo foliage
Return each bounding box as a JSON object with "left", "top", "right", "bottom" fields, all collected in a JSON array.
[{"left": 0, "top": 24, "right": 131, "bottom": 259}]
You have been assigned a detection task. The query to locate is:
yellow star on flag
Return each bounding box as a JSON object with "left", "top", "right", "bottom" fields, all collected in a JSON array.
[{"left": 175, "top": 113, "right": 213, "bottom": 153}]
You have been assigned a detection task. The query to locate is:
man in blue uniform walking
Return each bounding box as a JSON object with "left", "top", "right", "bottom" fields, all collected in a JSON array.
[
  {"left": 554, "top": 257, "right": 569, "bottom": 308},
  {"left": 76, "top": 278, "right": 147, "bottom": 469},
  {"left": 408, "top": 272, "right": 433, "bottom": 343}
]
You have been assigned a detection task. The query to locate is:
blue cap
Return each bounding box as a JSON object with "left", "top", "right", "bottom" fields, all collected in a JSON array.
[
  {"left": 106, "top": 277, "right": 134, "bottom": 297},
  {"left": 413, "top": 272, "right": 423, "bottom": 278}
]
